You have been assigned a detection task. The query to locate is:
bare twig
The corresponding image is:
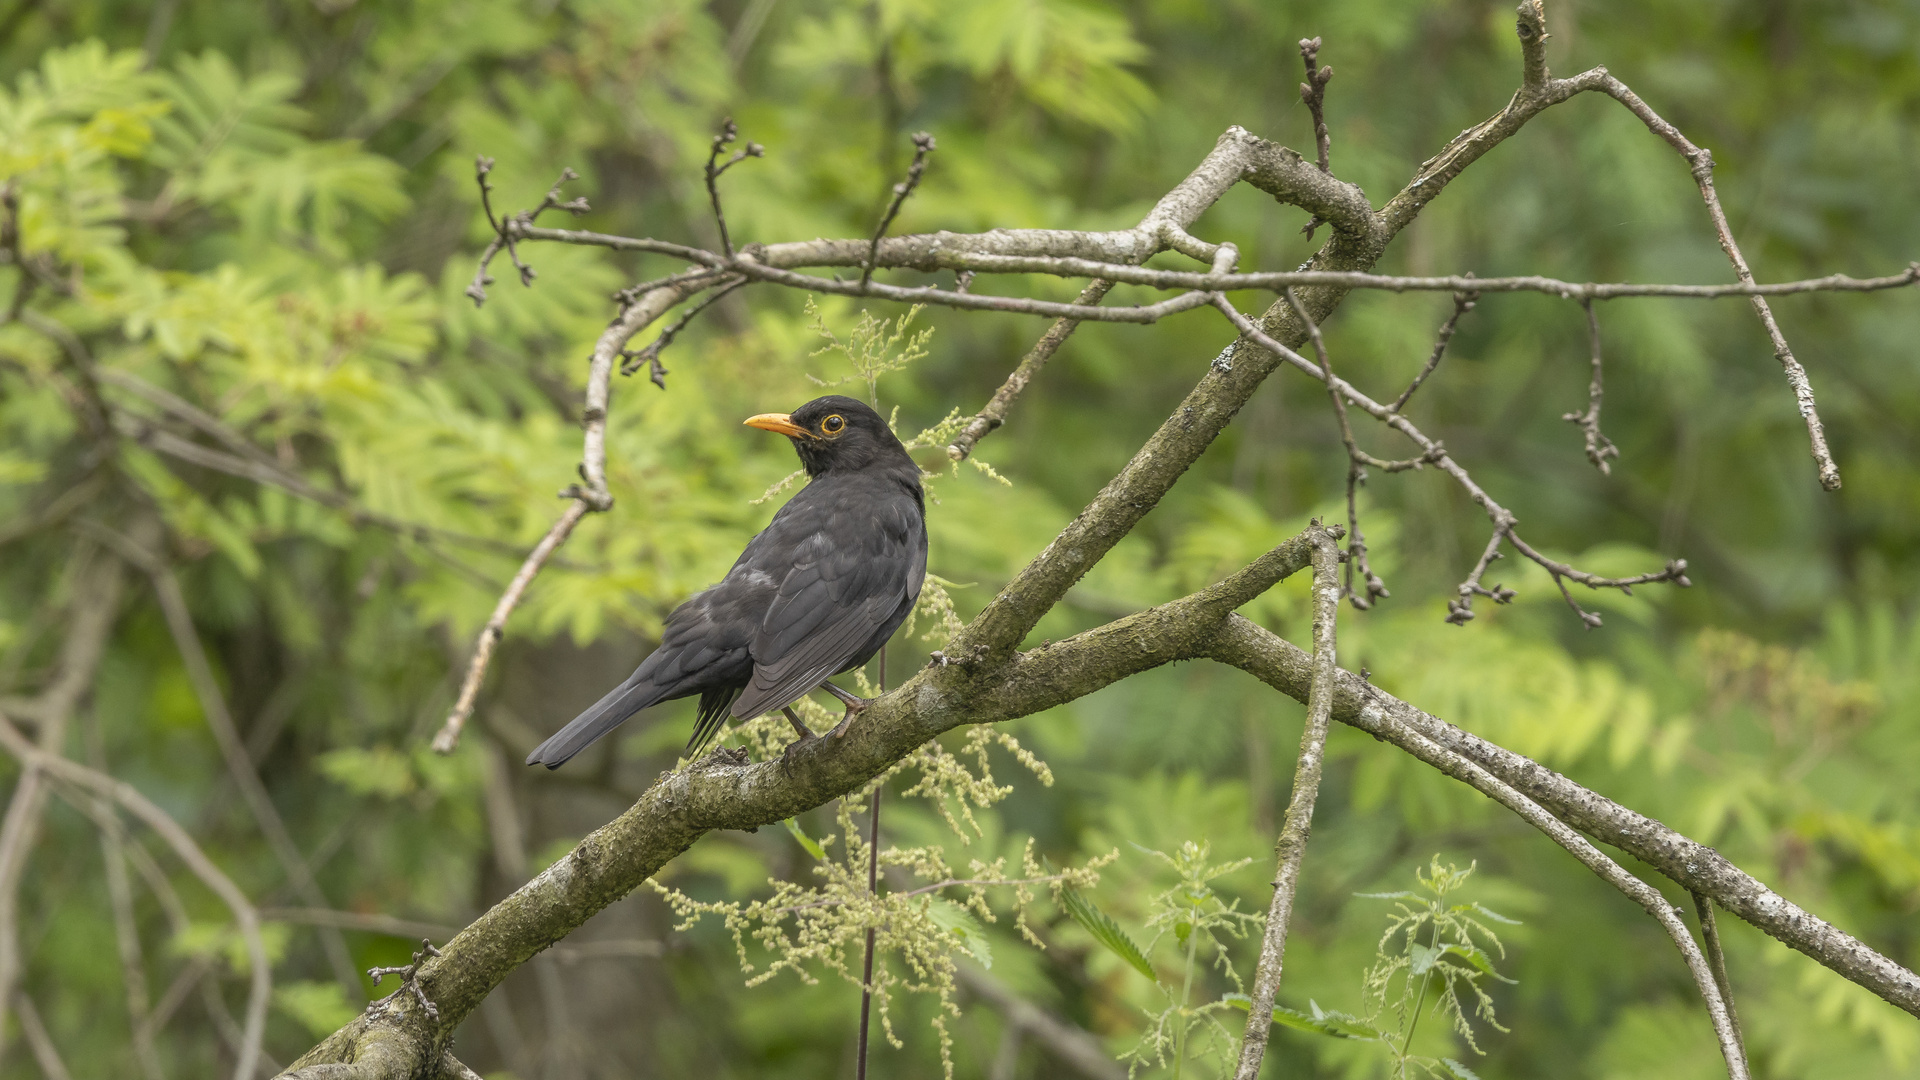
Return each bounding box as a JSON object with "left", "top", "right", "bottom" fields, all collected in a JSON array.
[
  {"left": 1390, "top": 288, "right": 1477, "bottom": 412},
  {"left": 1693, "top": 891, "right": 1746, "bottom": 1057},
  {"left": 466, "top": 159, "right": 589, "bottom": 305},
  {"left": 948, "top": 280, "right": 1115, "bottom": 462},
  {"left": 1585, "top": 74, "right": 1840, "bottom": 489},
  {"left": 1297, "top": 37, "right": 1334, "bottom": 240},
  {"left": 1446, "top": 530, "right": 1516, "bottom": 625},
  {"left": 515, "top": 219, "right": 1920, "bottom": 299},
  {"left": 619, "top": 276, "right": 750, "bottom": 386},
  {"left": 433, "top": 499, "right": 591, "bottom": 754},
  {"left": 1283, "top": 289, "right": 1389, "bottom": 608},
  {"left": 861, "top": 132, "right": 936, "bottom": 289},
  {"left": 1562, "top": 298, "right": 1619, "bottom": 473},
  {"left": 1233, "top": 525, "right": 1341, "bottom": 1080},
  {"left": 0, "top": 709, "right": 270, "bottom": 1080},
  {"left": 704, "top": 118, "right": 764, "bottom": 259},
  {"left": 369, "top": 939, "right": 444, "bottom": 1022},
  {"left": 1214, "top": 296, "right": 1689, "bottom": 626}
]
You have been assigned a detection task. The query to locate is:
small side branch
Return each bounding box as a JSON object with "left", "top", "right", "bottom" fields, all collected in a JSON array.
[
  {"left": 1562, "top": 298, "right": 1618, "bottom": 473},
  {"left": 1446, "top": 529, "right": 1515, "bottom": 626},
  {"left": 465, "top": 159, "right": 589, "bottom": 305},
  {"left": 433, "top": 499, "right": 591, "bottom": 754},
  {"left": 369, "top": 939, "right": 444, "bottom": 1021},
  {"left": 1233, "top": 525, "right": 1342, "bottom": 1080},
  {"left": 947, "top": 279, "right": 1115, "bottom": 462},
  {"left": 1692, "top": 891, "right": 1747, "bottom": 1057},
  {"left": 619, "top": 276, "right": 750, "bottom": 387},
  {"left": 704, "top": 118, "right": 764, "bottom": 259},
  {"left": 1297, "top": 37, "right": 1334, "bottom": 240},
  {"left": 1585, "top": 73, "right": 1841, "bottom": 489},
  {"left": 1213, "top": 297, "right": 1688, "bottom": 627},
  {"left": 861, "top": 132, "right": 936, "bottom": 290},
  {"left": 1390, "top": 288, "right": 1477, "bottom": 413},
  {"left": 1283, "top": 289, "right": 1389, "bottom": 608}
]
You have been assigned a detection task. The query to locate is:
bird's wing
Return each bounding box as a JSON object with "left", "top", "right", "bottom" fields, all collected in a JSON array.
[{"left": 733, "top": 485, "right": 923, "bottom": 719}]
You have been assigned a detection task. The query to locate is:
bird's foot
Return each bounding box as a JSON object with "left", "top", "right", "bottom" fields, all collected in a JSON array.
[
  {"left": 819, "top": 681, "right": 871, "bottom": 739},
  {"left": 781, "top": 706, "right": 816, "bottom": 741},
  {"left": 779, "top": 707, "right": 817, "bottom": 765}
]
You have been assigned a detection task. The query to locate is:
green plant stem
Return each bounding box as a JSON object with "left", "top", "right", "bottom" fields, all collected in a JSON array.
[
  {"left": 1172, "top": 916, "right": 1202, "bottom": 1080},
  {"left": 1397, "top": 921, "right": 1443, "bottom": 1077}
]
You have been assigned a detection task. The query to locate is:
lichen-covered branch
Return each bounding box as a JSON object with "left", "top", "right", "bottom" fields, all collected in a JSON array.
[
  {"left": 1233, "top": 526, "right": 1341, "bottom": 1080},
  {"left": 1204, "top": 616, "right": 1920, "bottom": 1020}
]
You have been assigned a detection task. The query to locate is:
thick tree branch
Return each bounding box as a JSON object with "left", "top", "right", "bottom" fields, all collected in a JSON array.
[{"left": 1203, "top": 616, "right": 1920, "bottom": 1020}]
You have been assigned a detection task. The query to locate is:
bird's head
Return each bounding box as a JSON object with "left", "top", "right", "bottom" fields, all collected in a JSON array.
[{"left": 743, "top": 395, "right": 910, "bottom": 478}]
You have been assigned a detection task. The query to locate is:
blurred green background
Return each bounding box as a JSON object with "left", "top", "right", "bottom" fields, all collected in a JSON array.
[{"left": 2, "top": 0, "right": 1918, "bottom": 1077}]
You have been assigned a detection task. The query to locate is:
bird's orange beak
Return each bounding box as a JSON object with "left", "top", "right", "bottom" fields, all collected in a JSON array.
[{"left": 743, "top": 412, "right": 811, "bottom": 439}]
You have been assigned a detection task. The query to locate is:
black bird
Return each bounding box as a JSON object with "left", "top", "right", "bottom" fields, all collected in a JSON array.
[{"left": 526, "top": 395, "right": 927, "bottom": 769}]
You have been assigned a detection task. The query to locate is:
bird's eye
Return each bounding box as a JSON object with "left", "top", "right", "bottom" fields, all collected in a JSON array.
[{"left": 821, "top": 414, "right": 846, "bottom": 435}]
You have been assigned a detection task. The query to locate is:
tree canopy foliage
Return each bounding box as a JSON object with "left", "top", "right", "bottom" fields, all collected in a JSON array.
[{"left": 2, "top": 1, "right": 1918, "bottom": 1078}]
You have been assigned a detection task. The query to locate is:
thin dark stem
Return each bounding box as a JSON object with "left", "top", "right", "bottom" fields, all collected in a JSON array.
[
  {"left": 466, "top": 161, "right": 587, "bottom": 305},
  {"left": 855, "top": 643, "right": 887, "bottom": 1080},
  {"left": 619, "top": 277, "right": 750, "bottom": 386},
  {"left": 1297, "top": 37, "right": 1333, "bottom": 239},
  {"left": 861, "top": 133, "right": 936, "bottom": 290},
  {"left": 1282, "top": 288, "right": 1387, "bottom": 608},
  {"left": 1562, "top": 298, "right": 1619, "bottom": 473},
  {"left": 704, "top": 118, "right": 764, "bottom": 259},
  {"left": 1390, "top": 289, "right": 1477, "bottom": 413},
  {"left": 948, "top": 279, "right": 1114, "bottom": 462}
]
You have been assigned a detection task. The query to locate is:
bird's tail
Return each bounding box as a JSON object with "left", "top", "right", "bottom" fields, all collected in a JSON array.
[{"left": 526, "top": 671, "right": 665, "bottom": 769}]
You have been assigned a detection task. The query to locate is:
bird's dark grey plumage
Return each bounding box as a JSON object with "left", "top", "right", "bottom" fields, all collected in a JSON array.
[{"left": 526, "top": 395, "right": 926, "bottom": 769}]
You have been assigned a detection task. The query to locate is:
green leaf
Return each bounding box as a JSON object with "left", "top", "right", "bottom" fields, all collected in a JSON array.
[
  {"left": 1438, "top": 942, "right": 1518, "bottom": 984},
  {"left": 783, "top": 817, "right": 826, "bottom": 861},
  {"left": 1059, "top": 887, "right": 1155, "bottom": 982},
  {"left": 1355, "top": 890, "right": 1422, "bottom": 900},
  {"left": 1410, "top": 942, "right": 1441, "bottom": 976},
  {"left": 1470, "top": 902, "right": 1521, "bottom": 925},
  {"left": 927, "top": 899, "right": 994, "bottom": 969},
  {"left": 1439, "top": 1058, "right": 1485, "bottom": 1080},
  {"left": 1224, "top": 995, "right": 1384, "bottom": 1042}
]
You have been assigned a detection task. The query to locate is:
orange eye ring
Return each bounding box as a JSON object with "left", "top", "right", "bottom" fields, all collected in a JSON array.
[{"left": 821, "top": 414, "right": 846, "bottom": 435}]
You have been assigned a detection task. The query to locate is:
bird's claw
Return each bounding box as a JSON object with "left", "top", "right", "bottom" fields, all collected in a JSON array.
[{"left": 827, "top": 698, "right": 868, "bottom": 740}]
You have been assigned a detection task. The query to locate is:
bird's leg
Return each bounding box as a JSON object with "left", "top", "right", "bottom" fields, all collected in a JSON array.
[
  {"left": 782, "top": 706, "right": 815, "bottom": 740},
  {"left": 820, "top": 680, "right": 870, "bottom": 739}
]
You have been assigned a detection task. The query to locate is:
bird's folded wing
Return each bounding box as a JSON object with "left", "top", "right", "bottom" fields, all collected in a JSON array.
[{"left": 733, "top": 526, "right": 913, "bottom": 719}]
